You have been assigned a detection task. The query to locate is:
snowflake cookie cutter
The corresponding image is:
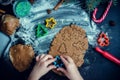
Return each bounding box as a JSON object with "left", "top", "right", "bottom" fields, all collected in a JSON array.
[
  {"left": 36, "top": 24, "right": 48, "bottom": 38},
  {"left": 53, "top": 56, "right": 64, "bottom": 68},
  {"left": 97, "top": 32, "right": 109, "bottom": 47},
  {"left": 45, "top": 17, "right": 57, "bottom": 29}
]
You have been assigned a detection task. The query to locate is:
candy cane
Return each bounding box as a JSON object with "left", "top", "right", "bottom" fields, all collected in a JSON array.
[{"left": 92, "top": 0, "right": 112, "bottom": 23}]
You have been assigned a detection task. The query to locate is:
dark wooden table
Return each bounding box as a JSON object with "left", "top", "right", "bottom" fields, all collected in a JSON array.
[{"left": 0, "top": 1, "right": 120, "bottom": 80}]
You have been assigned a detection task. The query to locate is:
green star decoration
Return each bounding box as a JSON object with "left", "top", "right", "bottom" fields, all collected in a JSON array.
[{"left": 36, "top": 24, "right": 48, "bottom": 38}]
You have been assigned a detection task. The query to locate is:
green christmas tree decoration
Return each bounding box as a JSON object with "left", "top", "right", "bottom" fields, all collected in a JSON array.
[{"left": 36, "top": 24, "right": 48, "bottom": 38}]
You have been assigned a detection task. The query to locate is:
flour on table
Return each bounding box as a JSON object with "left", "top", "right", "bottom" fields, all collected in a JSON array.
[{"left": 13, "top": 0, "right": 100, "bottom": 54}]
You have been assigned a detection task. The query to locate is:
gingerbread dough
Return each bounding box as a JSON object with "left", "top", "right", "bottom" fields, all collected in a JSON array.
[
  {"left": 9, "top": 44, "right": 35, "bottom": 72},
  {"left": 0, "top": 14, "right": 19, "bottom": 35},
  {"left": 49, "top": 25, "right": 88, "bottom": 67}
]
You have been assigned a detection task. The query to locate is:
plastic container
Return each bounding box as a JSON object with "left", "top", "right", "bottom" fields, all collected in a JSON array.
[{"left": 13, "top": 0, "right": 31, "bottom": 18}]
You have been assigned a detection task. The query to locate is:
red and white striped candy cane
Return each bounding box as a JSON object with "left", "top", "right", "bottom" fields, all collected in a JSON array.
[{"left": 92, "top": 0, "right": 112, "bottom": 23}]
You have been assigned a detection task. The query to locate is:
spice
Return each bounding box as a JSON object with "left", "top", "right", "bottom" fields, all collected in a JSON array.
[
  {"left": 53, "top": 0, "right": 64, "bottom": 10},
  {"left": 47, "top": 0, "right": 64, "bottom": 14},
  {"left": 0, "top": 9, "right": 5, "bottom": 14},
  {"left": 46, "top": 9, "right": 52, "bottom": 14}
]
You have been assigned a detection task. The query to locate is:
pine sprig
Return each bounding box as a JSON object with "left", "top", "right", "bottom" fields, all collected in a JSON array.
[
  {"left": 85, "top": 0, "right": 118, "bottom": 12},
  {"left": 112, "top": 0, "right": 118, "bottom": 6}
]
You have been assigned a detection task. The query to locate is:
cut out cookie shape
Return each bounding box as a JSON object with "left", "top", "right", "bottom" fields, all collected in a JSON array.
[
  {"left": 58, "top": 43, "right": 67, "bottom": 54},
  {"left": 62, "top": 29, "right": 71, "bottom": 41},
  {"left": 73, "top": 41, "right": 86, "bottom": 50},
  {"left": 49, "top": 25, "right": 88, "bottom": 67}
]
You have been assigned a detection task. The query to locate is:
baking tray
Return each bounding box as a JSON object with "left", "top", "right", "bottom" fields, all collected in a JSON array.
[{"left": 0, "top": 32, "right": 11, "bottom": 58}]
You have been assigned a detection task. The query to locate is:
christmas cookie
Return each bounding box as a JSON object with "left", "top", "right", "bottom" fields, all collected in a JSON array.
[
  {"left": 49, "top": 25, "right": 88, "bottom": 67},
  {"left": 9, "top": 44, "right": 34, "bottom": 72}
]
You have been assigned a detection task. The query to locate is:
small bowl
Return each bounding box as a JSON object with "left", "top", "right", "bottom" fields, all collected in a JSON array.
[{"left": 13, "top": 0, "right": 31, "bottom": 18}]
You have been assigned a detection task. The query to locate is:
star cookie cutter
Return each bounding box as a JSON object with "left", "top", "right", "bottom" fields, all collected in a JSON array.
[
  {"left": 45, "top": 17, "right": 57, "bottom": 29},
  {"left": 97, "top": 32, "right": 109, "bottom": 47},
  {"left": 53, "top": 56, "right": 64, "bottom": 68},
  {"left": 36, "top": 24, "right": 48, "bottom": 38}
]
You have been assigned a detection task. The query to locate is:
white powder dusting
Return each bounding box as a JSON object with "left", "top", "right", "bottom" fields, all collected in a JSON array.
[{"left": 13, "top": 0, "right": 100, "bottom": 54}]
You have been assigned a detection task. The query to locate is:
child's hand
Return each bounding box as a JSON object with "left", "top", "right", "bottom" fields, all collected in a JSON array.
[
  {"left": 28, "top": 54, "right": 56, "bottom": 80},
  {"left": 57, "top": 55, "right": 83, "bottom": 80}
]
